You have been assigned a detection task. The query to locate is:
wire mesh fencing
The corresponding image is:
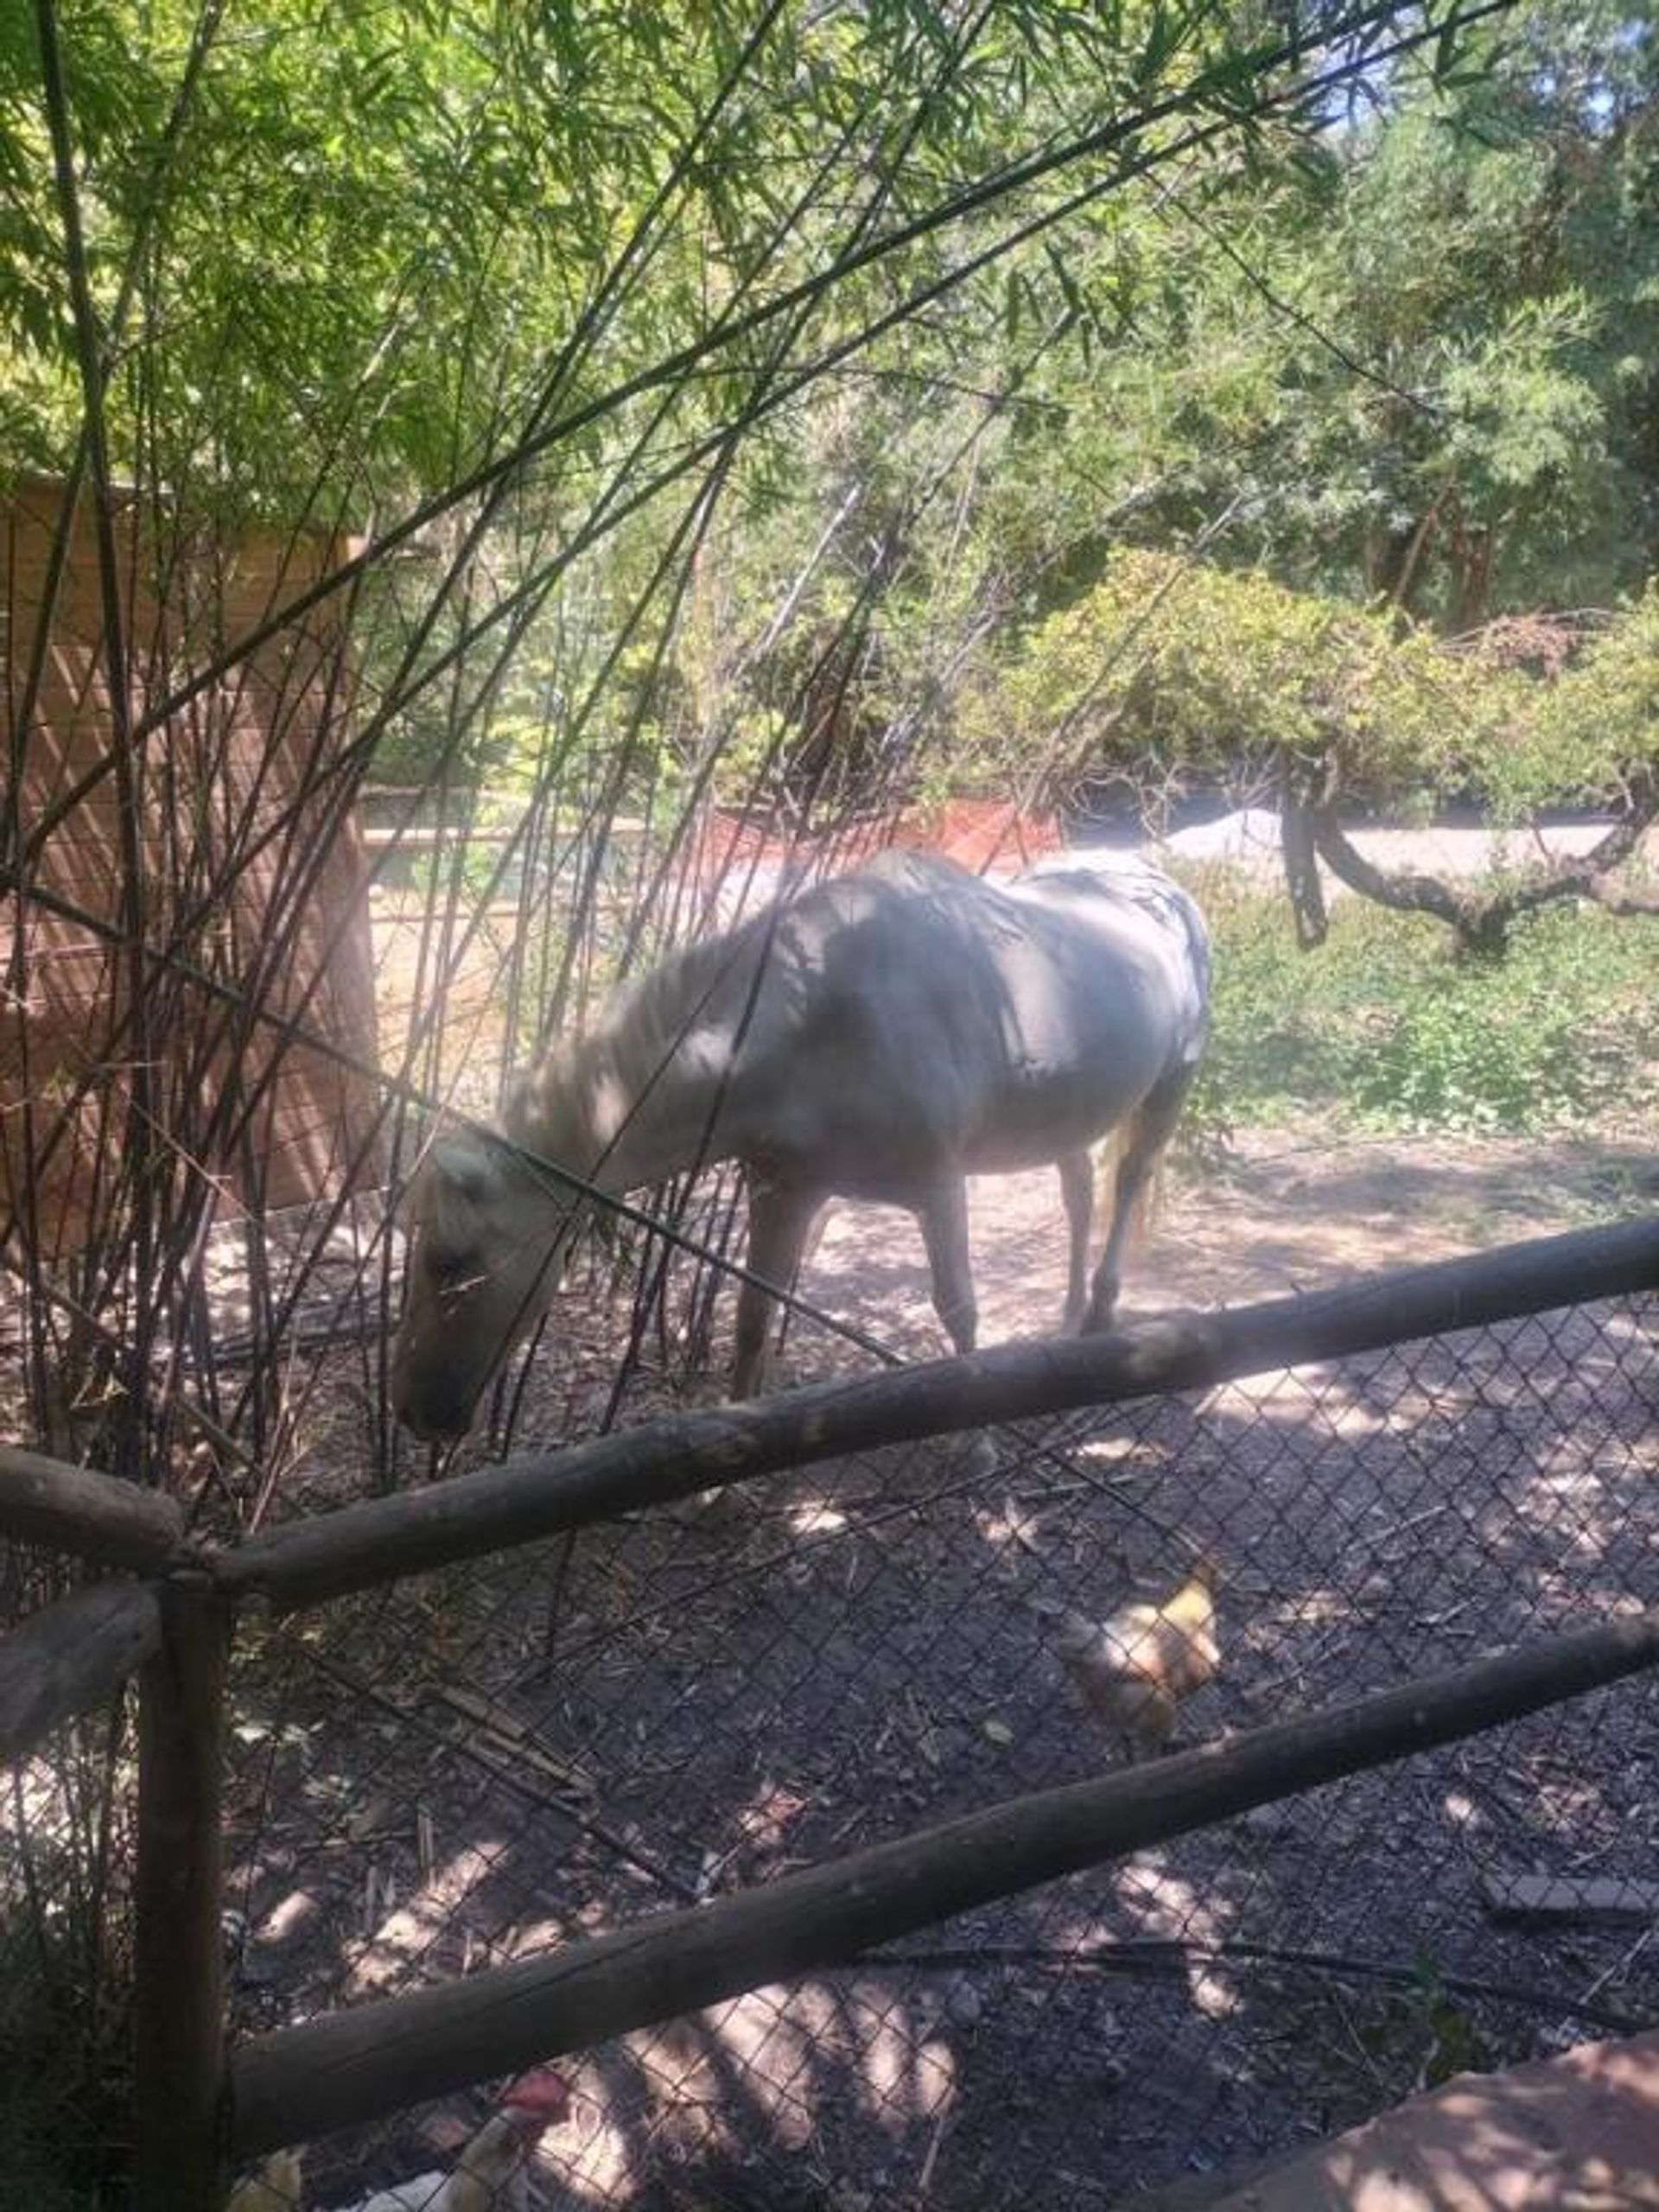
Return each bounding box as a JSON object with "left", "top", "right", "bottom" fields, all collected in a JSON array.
[
  {"left": 0, "top": 1551, "right": 137, "bottom": 2210},
  {"left": 219, "top": 1274, "right": 1659, "bottom": 2210}
]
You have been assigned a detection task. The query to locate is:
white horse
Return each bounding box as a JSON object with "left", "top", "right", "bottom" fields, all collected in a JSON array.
[{"left": 390, "top": 850, "right": 1210, "bottom": 1439}]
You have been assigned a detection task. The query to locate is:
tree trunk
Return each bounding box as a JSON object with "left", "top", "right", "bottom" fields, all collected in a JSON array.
[{"left": 1300, "top": 768, "right": 1659, "bottom": 958}]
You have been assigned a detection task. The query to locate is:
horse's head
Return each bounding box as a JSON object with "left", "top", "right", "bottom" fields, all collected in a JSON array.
[{"left": 390, "top": 1130, "right": 576, "bottom": 1440}]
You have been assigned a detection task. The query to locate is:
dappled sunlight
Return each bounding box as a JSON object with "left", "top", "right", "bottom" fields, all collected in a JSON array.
[
  {"left": 1109, "top": 1859, "right": 1243, "bottom": 2020},
  {"left": 348, "top": 1839, "right": 515, "bottom": 1997},
  {"left": 537, "top": 2078, "right": 639, "bottom": 2206},
  {"left": 975, "top": 1497, "right": 1046, "bottom": 1551},
  {"left": 1210, "top": 1369, "right": 1379, "bottom": 1435},
  {"left": 694, "top": 1778, "right": 814, "bottom": 1895},
  {"left": 1441, "top": 1789, "right": 1480, "bottom": 1830},
  {"left": 1291, "top": 2028, "right": 1659, "bottom": 2210},
  {"left": 789, "top": 1497, "right": 849, "bottom": 1536},
  {"left": 539, "top": 1980, "right": 957, "bottom": 2206},
  {"left": 253, "top": 1885, "right": 323, "bottom": 1953},
  {"left": 1245, "top": 1585, "right": 1354, "bottom": 1635},
  {"left": 8, "top": 1748, "right": 82, "bottom": 1844},
  {"left": 1074, "top": 1432, "right": 1161, "bottom": 1466}
]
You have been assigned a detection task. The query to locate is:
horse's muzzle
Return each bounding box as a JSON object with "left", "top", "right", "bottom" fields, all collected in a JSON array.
[{"left": 389, "top": 1357, "right": 484, "bottom": 1442}]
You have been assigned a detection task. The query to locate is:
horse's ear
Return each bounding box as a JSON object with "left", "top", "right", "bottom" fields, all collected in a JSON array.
[
  {"left": 413, "top": 1134, "right": 505, "bottom": 1254},
  {"left": 431, "top": 1134, "right": 499, "bottom": 1202}
]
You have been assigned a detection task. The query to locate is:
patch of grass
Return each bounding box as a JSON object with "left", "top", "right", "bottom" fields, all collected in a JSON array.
[{"left": 1180, "top": 869, "right": 1659, "bottom": 1141}]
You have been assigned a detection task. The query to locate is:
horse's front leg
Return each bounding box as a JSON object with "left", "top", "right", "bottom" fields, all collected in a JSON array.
[
  {"left": 732, "top": 1176, "right": 823, "bottom": 1398},
  {"left": 918, "top": 1175, "right": 977, "bottom": 1357},
  {"left": 918, "top": 1176, "right": 1002, "bottom": 1477}
]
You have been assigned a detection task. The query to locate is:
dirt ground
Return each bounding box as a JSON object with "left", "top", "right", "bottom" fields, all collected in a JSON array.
[
  {"left": 805, "top": 1121, "right": 1658, "bottom": 1352},
  {"left": 216, "top": 1119, "right": 1659, "bottom": 2212}
]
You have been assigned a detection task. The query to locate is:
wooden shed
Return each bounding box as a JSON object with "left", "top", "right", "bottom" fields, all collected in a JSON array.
[{"left": 1, "top": 477, "right": 384, "bottom": 1260}]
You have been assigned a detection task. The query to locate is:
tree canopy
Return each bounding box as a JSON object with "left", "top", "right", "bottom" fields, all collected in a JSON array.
[{"left": 4, "top": 1, "right": 1657, "bottom": 941}]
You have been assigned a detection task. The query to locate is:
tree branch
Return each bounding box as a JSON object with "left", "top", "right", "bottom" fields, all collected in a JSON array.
[
  {"left": 1306, "top": 772, "right": 1659, "bottom": 955},
  {"left": 1307, "top": 805, "right": 1482, "bottom": 936}
]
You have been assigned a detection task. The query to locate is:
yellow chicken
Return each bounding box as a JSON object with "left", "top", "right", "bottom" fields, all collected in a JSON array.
[{"left": 1046, "top": 1553, "right": 1220, "bottom": 1762}]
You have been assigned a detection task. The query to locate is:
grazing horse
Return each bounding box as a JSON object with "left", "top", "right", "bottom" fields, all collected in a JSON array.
[{"left": 390, "top": 850, "right": 1211, "bottom": 1440}]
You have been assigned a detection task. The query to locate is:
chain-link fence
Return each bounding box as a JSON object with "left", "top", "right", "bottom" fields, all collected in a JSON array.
[
  {"left": 3, "top": 789, "right": 1655, "bottom": 2206},
  {"left": 213, "top": 1267, "right": 1657, "bottom": 2210},
  {"left": 0, "top": 1553, "right": 139, "bottom": 2211}
]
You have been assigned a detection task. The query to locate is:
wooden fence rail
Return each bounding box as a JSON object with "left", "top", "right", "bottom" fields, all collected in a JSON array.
[
  {"left": 0, "top": 1580, "right": 162, "bottom": 1763},
  {"left": 219, "top": 1215, "right": 1659, "bottom": 1612},
  {"left": 230, "top": 1608, "right": 1659, "bottom": 2157},
  {"left": 0, "top": 1443, "right": 182, "bottom": 1571}
]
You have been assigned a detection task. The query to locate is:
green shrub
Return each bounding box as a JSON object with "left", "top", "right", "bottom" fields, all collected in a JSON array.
[
  {"left": 1182, "top": 874, "right": 1656, "bottom": 1142},
  {"left": 1351, "top": 975, "right": 1590, "bottom": 1133}
]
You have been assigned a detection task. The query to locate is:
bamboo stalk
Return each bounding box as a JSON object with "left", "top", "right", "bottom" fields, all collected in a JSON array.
[{"left": 230, "top": 1609, "right": 1659, "bottom": 2156}]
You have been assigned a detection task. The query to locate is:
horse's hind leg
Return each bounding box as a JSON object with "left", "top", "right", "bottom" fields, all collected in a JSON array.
[
  {"left": 1084, "top": 1070, "right": 1192, "bottom": 1334},
  {"left": 732, "top": 1177, "right": 822, "bottom": 1398},
  {"left": 1057, "top": 1149, "right": 1095, "bottom": 1333},
  {"left": 918, "top": 1175, "right": 977, "bottom": 1356}
]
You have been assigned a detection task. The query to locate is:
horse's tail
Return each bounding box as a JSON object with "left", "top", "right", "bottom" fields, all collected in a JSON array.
[{"left": 1091, "top": 1104, "right": 1168, "bottom": 1251}]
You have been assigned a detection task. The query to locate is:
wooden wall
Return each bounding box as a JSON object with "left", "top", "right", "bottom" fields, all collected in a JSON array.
[{"left": 0, "top": 479, "right": 384, "bottom": 1256}]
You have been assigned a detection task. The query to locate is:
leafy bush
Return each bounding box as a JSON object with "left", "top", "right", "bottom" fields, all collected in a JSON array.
[
  {"left": 961, "top": 549, "right": 1521, "bottom": 806},
  {"left": 1516, "top": 582, "right": 1659, "bottom": 815},
  {"left": 1351, "top": 975, "right": 1592, "bottom": 1133},
  {"left": 963, "top": 551, "right": 1659, "bottom": 858},
  {"left": 1186, "top": 874, "right": 1656, "bottom": 1141}
]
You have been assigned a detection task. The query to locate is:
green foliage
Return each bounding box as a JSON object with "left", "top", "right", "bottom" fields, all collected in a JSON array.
[
  {"left": 0, "top": 0, "right": 1303, "bottom": 520},
  {"left": 966, "top": 549, "right": 1659, "bottom": 852},
  {"left": 1192, "top": 875, "right": 1658, "bottom": 1138},
  {"left": 1352, "top": 971, "right": 1595, "bottom": 1134},
  {"left": 1185, "top": 866, "right": 1375, "bottom": 1131},
  {"left": 1400, "top": 1950, "right": 1492, "bottom": 2090},
  {"left": 967, "top": 548, "right": 1520, "bottom": 805},
  {"left": 1514, "top": 584, "right": 1659, "bottom": 815},
  {"left": 1274, "top": 5, "right": 1659, "bottom": 619},
  {"left": 5, "top": 0, "right": 1656, "bottom": 829},
  {"left": 1313, "top": 1948, "right": 1496, "bottom": 2128}
]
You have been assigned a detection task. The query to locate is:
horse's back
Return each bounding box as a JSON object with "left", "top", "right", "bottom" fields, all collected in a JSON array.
[
  {"left": 1007, "top": 853, "right": 1211, "bottom": 1063},
  {"left": 722, "top": 849, "right": 1207, "bottom": 1188}
]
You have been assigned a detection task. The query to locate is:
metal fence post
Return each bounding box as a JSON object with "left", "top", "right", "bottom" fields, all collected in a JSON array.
[{"left": 135, "top": 1573, "right": 231, "bottom": 2212}]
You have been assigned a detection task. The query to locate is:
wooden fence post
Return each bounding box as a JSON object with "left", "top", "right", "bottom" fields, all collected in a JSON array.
[{"left": 135, "top": 1574, "right": 231, "bottom": 2212}]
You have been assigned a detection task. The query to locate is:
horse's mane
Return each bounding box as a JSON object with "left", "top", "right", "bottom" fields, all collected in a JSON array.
[
  {"left": 595, "top": 902, "right": 774, "bottom": 1064},
  {"left": 501, "top": 899, "right": 780, "bottom": 1160},
  {"left": 607, "top": 852, "right": 974, "bottom": 1069}
]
